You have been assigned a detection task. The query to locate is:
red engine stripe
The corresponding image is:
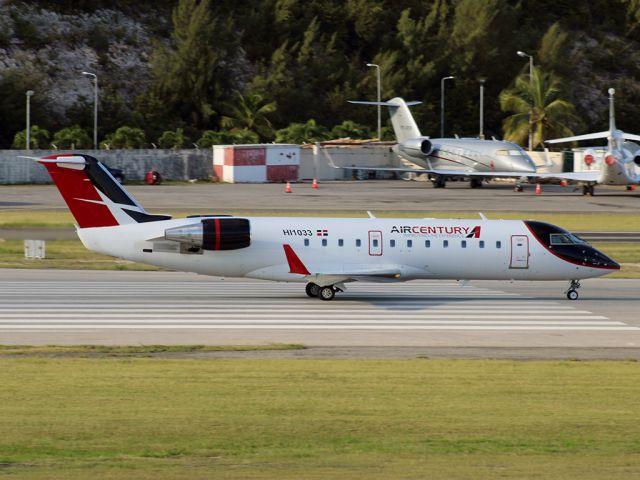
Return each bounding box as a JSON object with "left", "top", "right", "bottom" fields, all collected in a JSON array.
[{"left": 214, "top": 218, "right": 221, "bottom": 250}]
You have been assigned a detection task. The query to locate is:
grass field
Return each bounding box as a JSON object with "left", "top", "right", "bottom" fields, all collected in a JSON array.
[
  {"left": 1, "top": 358, "right": 639, "bottom": 479},
  {"left": 3, "top": 210, "right": 640, "bottom": 230}
]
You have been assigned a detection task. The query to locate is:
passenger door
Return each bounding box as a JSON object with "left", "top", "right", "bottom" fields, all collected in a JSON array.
[
  {"left": 510, "top": 235, "right": 529, "bottom": 269},
  {"left": 368, "top": 230, "right": 383, "bottom": 256}
]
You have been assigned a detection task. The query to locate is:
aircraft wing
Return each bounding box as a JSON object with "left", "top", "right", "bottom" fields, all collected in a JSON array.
[
  {"left": 545, "top": 131, "right": 610, "bottom": 144},
  {"left": 623, "top": 133, "right": 640, "bottom": 142},
  {"left": 283, "top": 244, "right": 401, "bottom": 285}
]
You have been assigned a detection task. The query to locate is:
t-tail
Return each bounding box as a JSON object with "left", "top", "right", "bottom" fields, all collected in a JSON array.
[
  {"left": 349, "top": 97, "right": 422, "bottom": 142},
  {"left": 33, "top": 153, "right": 171, "bottom": 228}
]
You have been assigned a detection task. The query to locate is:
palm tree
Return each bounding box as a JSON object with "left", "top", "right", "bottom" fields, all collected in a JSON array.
[
  {"left": 500, "top": 66, "right": 578, "bottom": 149},
  {"left": 220, "top": 91, "right": 277, "bottom": 141}
]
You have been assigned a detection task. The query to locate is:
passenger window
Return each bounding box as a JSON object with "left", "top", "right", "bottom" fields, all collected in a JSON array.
[
  {"left": 304, "top": 239, "right": 309, "bottom": 247},
  {"left": 356, "top": 239, "right": 361, "bottom": 247},
  {"left": 373, "top": 239, "right": 378, "bottom": 247},
  {"left": 425, "top": 240, "right": 431, "bottom": 248},
  {"left": 338, "top": 239, "right": 344, "bottom": 247},
  {"left": 322, "top": 239, "right": 327, "bottom": 247},
  {"left": 496, "top": 241, "right": 502, "bottom": 248},
  {"left": 461, "top": 240, "right": 467, "bottom": 248},
  {"left": 407, "top": 240, "right": 412, "bottom": 248},
  {"left": 443, "top": 240, "right": 449, "bottom": 248},
  {"left": 390, "top": 239, "right": 396, "bottom": 247},
  {"left": 479, "top": 240, "right": 485, "bottom": 248}
]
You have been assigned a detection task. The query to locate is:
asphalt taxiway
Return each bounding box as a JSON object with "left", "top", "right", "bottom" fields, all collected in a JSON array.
[
  {"left": 2, "top": 269, "right": 639, "bottom": 359},
  {"left": 3, "top": 180, "right": 640, "bottom": 213}
]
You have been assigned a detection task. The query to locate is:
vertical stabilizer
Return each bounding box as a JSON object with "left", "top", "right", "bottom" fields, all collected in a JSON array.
[
  {"left": 386, "top": 97, "right": 422, "bottom": 142},
  {"left": 349, "top": 98, "right": 422, "bottom": 142}
]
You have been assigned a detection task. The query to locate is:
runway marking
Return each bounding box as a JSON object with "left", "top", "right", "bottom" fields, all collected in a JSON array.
[{"left": 0, "top": 280, "right": 636, "bottom": 332}]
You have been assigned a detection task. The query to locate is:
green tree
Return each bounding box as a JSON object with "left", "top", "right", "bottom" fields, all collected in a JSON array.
[
  {"left": 52, "top": 125, "right": 92, "bottom": 149},
  {"left": 151, "top": 0, "right": 243, "bottom": 129},
  {"left": 330, "top": 120, "right": 371, "bottom": 139},
  {"left": 158, "top": 128, "right": 190, "bottom": 149},
  {"left": 11, "top": 125, "right": 50, "bottom": 149},
  {"left": 103, "top": 126, "right": 147, "bottom": 149},
  {"left": 197, "top": 128, "right": 260, "bottom": 147},
  {"left": 275, "top": 119, "right": 328, "bottom": 144},
  {"left": 220, "top": 91, "right": 277, "bottom": 141},
  {"left": 499, "top": 67, "right": 578, "bottom": 149}
]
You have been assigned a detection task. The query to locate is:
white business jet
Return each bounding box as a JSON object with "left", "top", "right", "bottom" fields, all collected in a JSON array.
[{"left": 29, "top": 153, "right": 619, "bottom": 300}]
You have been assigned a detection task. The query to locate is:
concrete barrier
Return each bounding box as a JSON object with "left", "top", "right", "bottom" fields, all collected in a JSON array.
[{"left": 0, "top": 149, "right": 214, "bottom": 184}]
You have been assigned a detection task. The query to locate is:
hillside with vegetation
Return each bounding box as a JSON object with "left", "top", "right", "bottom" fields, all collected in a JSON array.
[{"left": 1, "top": 0, "right": 640, "bottom": 149}]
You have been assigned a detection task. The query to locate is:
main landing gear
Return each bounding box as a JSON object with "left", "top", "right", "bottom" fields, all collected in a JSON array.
[
  {"left": 582, "top": 184, "right": 595, "bottom": 196},
  {"left": 566, "top": 279, "right": 581, "bottom": 300},
  {"left": 305, "top": 282, "right": 343, "bottom": 301}
]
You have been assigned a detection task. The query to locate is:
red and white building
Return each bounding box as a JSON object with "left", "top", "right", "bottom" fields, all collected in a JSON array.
[{"left": 213, "top": 144, "right": 300, "bottom": 183}]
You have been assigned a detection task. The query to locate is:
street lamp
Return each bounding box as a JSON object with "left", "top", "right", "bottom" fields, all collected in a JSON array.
[
  {"left": 517, "top": 51, "right": 534, "bottom": 151},
  {"left": 25, "top": 90, "right": 34, "bottom": 151},
  {"left": 440, "top": 76, "right": 454, "bottom": 138},
  {"left": 82, "top": 71, "right": 98, "bottom": 150},
  {"left": 366, "top": 63, "right": 381, "bottom": 140},
  {"left": 478, "top": 78, "right": 486, "bottom": 140}
]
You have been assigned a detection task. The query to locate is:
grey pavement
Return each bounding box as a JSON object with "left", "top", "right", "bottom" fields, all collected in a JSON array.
[
  {"left": 1, "top": 269, "right": 639, "bottom": 360},
  {"left": 2, "top": 180, "right": 640, "bottom": 213}
]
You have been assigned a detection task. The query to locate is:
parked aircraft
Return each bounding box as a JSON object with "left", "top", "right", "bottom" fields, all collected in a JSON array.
[
  {"left": 545, "top": 88, "right": 640, "bottom": 195},
  {"left": 347, "top": 97, "right": 538, "bottom": 188},
  {"left": 27, "top": 153, "right": 619, "bottom": 300}
]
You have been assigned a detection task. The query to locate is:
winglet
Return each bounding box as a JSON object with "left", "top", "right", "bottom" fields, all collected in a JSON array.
[{"left": 283, "top": 244, "right": 311, "bottom": 275}]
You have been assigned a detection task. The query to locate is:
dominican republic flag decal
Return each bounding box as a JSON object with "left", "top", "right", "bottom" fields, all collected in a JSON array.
[
  {"left": 316, "top": 229, "right": 328, "bottom": 236},
  {"left": 466, "top": 226, "right": 481, "bottom": 238}
]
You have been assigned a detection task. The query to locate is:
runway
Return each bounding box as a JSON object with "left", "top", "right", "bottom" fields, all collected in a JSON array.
[{"left": 2, "top": 270, "right": 640, "bottom": 351}]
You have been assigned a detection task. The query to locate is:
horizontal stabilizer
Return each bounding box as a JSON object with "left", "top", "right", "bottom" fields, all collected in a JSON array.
[
  {"left": 349, "top": 100, "right": 422, "bottom": 107},
  {"left": 623, "top": 133, "right": 640, "bottom": 142},
  {"left": 546, "top": 131, "right": 610, "bottom": 144}
]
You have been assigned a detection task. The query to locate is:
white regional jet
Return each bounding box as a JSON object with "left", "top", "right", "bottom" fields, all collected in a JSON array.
[{"left": 31, "top": 153, "right": 619, "bottom": 300}]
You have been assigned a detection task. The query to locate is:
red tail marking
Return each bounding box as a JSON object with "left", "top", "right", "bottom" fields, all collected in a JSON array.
[
  {"left": 283, "top": 244, "right": 311, "bottom": 275},
  {"left": 39, "top": 155, "right": 118, "bottom": 228}
]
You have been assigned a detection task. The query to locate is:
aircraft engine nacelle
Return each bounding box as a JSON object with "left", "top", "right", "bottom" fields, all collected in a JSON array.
[
  {"left": 633, "top": 155, "right": 640, "bottom": 167},
  {"left": 399, "top": 138, "right": 433, "bottom": 157},
  {"left": 165, "top": 218, "right": 251, "bottom": 251},
  {"left": 583, "top": 149, "right": 595, "bottom": 166}
]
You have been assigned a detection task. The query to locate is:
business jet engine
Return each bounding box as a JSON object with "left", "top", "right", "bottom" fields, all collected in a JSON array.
[
  {"left": 583, "top": 149, "right": 596, "bottom": 167},
  {"left": 165, "top": 218, "right": 251, "bottom": 250},
  {"left": 398, "top": 138, "right": 434, "bottom": 157}
]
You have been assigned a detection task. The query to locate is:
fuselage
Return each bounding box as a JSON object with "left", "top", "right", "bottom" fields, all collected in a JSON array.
[
  {"left": 78, "top": 217, "right": 618, "bottom": 283},
  {"left": 394, "top": 138, "right": 537, "bottom": 174}
]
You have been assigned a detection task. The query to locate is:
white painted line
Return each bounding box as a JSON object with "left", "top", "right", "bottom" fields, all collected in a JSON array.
[
  {"left": 0, "top": 325, "right": 637, "bottom": 330},
  {"left": 0, "top": 319, "right": 622, "bottom": 325},
  {"left": 0, "top": 314, "right": 610, "bottom": 320}
]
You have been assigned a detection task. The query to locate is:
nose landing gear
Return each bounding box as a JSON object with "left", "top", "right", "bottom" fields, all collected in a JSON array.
[{"left": 566, "top": 279, "right": 581, "bottom": 300}]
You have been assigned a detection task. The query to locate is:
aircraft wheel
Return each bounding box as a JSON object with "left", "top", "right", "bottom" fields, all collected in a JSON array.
[
  {"left": 433, "top": 177, "right": 446, "bottom": 188},
  {"left": 319, "top": 286, "right": 336, "bottom": 301},
  {"left": 566, "top": 289, "right": 579, "bottom": 301},
  {"left": 470, "top": 178, "right": 483, "bottom": 188},
  {"left": 305, "top": 282, "right": 320, "bottom": 297}
]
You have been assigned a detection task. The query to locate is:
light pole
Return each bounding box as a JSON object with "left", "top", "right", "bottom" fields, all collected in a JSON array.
[
  {"left": 25, "top": 90, "right": 34, "bottom": 151},
  {"left": 517, "top": 51, "right": 533, "bottom": 151},
  {"left": 478, "top": 79, "right": 485, "bottom": 140},
  {"left": 82, "top": 71, "right": 98, "bottom": 149},
  {"left": 440, "top": 76, "right": 454, "bottom": 138},
  {"left": 366, "top": 63, "right": 381, "bottom": 140}
]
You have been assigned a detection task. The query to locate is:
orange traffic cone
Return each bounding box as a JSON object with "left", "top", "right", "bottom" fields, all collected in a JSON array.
[
  {"left": 535, "top": 183, "right": 541, "bottom": 195},
  {"left": 312, "top": 178, "right": 318, "bottom": 189},
  {"left": 285, "top": 181, "right": 292, "bottom": 193}
]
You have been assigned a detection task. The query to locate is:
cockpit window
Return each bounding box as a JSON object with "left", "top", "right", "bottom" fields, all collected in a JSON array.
[
  {"left": 495, "top": 149, "right": 508, "bottom": 156},
  {"left": 550, "top": 233, "right": 586, "bottom": 245},
  {"left": 509, "top": 150, "right": 522, "bottom": 156}
]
